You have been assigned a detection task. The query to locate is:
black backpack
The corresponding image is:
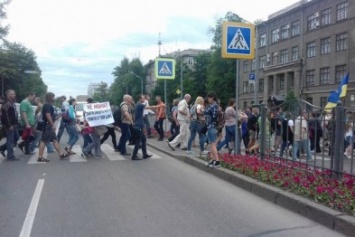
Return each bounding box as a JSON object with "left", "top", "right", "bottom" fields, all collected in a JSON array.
[{"left": 113, "top": 105, "right": 123, "bottom": 128}]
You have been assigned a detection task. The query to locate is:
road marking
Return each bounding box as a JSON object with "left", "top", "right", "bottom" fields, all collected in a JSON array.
[
  {"left": 28, "top": 149, "right": 48, "bottom": 164},
  {"left": 19, "top": 179, "right": 45, "bottom": 237},
  {"left": 69, "top": 144, "right": 87, "bottom": 162},
  {"left": 137, "top": 150, "right": 162, "bottom": 159},
  {"left": 0, "top": 156, "right": 5, "bottom": 164},
  {"left": 101, "top": 144, "right": 126, "bottom": 161}
]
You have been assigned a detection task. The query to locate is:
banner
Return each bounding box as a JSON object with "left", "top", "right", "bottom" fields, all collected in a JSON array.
[{"left": 83, "top": 102, "right": 114, "bottom": 127}]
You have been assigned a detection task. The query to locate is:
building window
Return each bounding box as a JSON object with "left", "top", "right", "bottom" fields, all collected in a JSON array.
[
  {"left": 335, "top": 65, "right": 347, "bottom": 82},
  {"left": 243, "top": 61, "right": 249, "bottom": 72},
  {"left": 250, "top": 83, "right": 255, "bottom": 93},
  {"left": 280, "top": 24, "right": 289, "bottom": 39},
  {"left": 307, "top": 13, "right": 319, "bottom": 30},
  {"left": 336, "top": 33, "right": 347, "bottom": 51},
  {"left": 272, "top": 52, "right": 278, "bottom": 66},
  {"left": 279, "top": 76, "right": 285, "bottom": 90},
  {"left": 243, "top": 81, "right": 248, "bottom": 93},
  {"left": 307, "top": 41, "right": 316, "bottom": 58},
  {"left": 188, "top": 57, "right": 193, "bottom": 65},
  {"left": 280, "top": 49, "right": 288, "bottom": 64},
  {"left": 306, "top": 70, "right": 315, "bottom": 86},
  {"left": 292, "top": 46, "right": 299, "bottom": 61},
  {"left": 291, "top": 21, "right": 300, "bottom": 36},
  {"left": 251, "top": 59, "right": 256, "bottom": 70},
  {"left": 320, "top": 97, "right": 327, "bottom": 108},
  {"left": 259, "top": 56, "right": 266, "bottom": 69},
  {"left": 243, "top": 101, "right": 248, "bottom": 110},
  {"left": 320, "top": 67, "right": 330, "bottom": 85},
  {"left": 260, "top": 33, "right": 266, "bottom": 47},
  {"left": 320, "top": 37, "right": 331, "bottom": 55},
  {"left": 321, "top": 8, "right": 331, "bottom": 26},
  {"left": 337, "top": 2, "right": 348, "bottom": 21},
  {"left": 271, "top": 29, "right": 279, "bottom": 43},
  {"left": 306, "top": 97, "right": 313, "bottom": 105},
  {"left": 259, "top": 78, "right": 264, "bottom": 92}
]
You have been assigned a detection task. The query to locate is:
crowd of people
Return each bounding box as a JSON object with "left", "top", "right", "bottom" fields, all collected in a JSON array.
[{"left": 0, "top": 89, "right": 350, "bottom": 165}]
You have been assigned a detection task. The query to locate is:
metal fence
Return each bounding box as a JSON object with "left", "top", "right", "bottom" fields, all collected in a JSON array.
[{"left": 258, "top": 99, "right": 355, "bottom": 178}]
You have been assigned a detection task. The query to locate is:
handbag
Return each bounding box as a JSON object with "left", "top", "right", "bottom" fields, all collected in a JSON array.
[
  {"left": 199, "top": 123, "right": 208, "bottom": 134},
  {"left": 75, "top": 124, "right": 82, "bottom": 133}
]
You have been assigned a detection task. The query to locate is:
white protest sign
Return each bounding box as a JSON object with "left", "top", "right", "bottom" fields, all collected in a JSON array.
[{"left": 83, "top": 102, "right": 114, "bottom": 127}]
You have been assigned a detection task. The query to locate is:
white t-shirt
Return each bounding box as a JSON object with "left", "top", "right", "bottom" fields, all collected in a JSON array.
[
  {"left": 294, "top": 116, "right": 308, "bottom": 142},
  {"left": 143, "top": 99, "right": 154, "bottom": 116},
  {"left": 177, "top": 99, "right": 189, "bottom": 121}
]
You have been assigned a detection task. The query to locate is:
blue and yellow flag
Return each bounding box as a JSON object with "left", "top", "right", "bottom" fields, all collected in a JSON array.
[
  {"left": 338, "top": 73, "right": 349, "bottom": 98},
  {"left": 324, "top": 90, "right": 340, "bottom": 111}
]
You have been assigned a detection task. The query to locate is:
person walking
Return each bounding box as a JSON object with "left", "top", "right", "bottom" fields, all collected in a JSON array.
[
  {"left": 37, "top": 92, "right": 69, "bottom": 162},
  {"left": 143, "top": 94, "right": 154, "bottom": 138},
  {"left": 100, "top": 105, "right": 117, "bottom": 150},
  {"left": 57, "top": 96, "right": 69, "bottom": 142},
  {"left": 0, "top": 89, "right": 20, "bottom": 161},
  {"left": 117, "top": 95, "right": 133, "bottom": 156},
  {"left": 64, "top": 98, "right": 79, "bottom": 155},
  {"left": 204, "top": 92, "right": 220, "bottom": 168},
  {"left": 292, "top": 111, "right": 313, "bottom": 161},
  {"left": 18, "top": 92, "right": 36, "bottom": 155},
  {"left": 167, "top": 99, "right": 180, "bottom": 142},
  {"left": 154, "top": 95, "right": 166, "bottom": 141},
  {"left": 167, "top": 94, "right": 191, "bottom": 151},
  {"left": 186, "top": 96, "right": 207, "bottom": 155},
  {"left": 131, "top": 94, "right": 165, "bottom": 160}
]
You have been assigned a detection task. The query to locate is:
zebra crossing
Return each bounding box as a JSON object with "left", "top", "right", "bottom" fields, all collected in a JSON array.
[{"left": 0, "top": 143, "right": 162, "bottom": 165}]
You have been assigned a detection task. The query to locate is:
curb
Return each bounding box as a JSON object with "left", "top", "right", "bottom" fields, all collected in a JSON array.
[{"left": 148, "top": 142, "right": 355, "bottom": 237}]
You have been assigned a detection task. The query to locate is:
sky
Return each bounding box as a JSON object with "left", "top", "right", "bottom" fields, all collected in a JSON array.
[{"left": 4, "top": 0, "right": 300, "bottom": 98}]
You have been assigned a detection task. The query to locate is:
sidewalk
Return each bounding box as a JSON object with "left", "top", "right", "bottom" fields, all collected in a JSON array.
[{"left": 146, "top": 136, "right": 355, "bottom": 237}]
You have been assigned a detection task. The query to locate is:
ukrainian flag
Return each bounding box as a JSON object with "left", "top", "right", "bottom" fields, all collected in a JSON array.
[
  {"left": 324, "top": 90, "right": 340, "bottom": 111},
  {"left": 338, "top": 73, "right": 349, "bottom": 98},
  {"left": 324, "top": 73, "right": 349, "bottom": 111}
]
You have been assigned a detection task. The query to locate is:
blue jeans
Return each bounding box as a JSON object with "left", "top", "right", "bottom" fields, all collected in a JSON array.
[
  {"left": 57, "top": 119, "right": 66, "bottom": 142},
  {"left": 66, "top": 123, "right": 79, "bottom": 148},
  {"left": 118, "top": 123, "right": 131, "bottom": 154},
  {"left": 154, "top": 118, "right": 164, "bottom": 139},
  {"left": 217, "top": 125, "right": 235, "bottom": 151},
  {"left": 83, "top": 133, "right": 93, "bottom": 149},
  {"left": 83, "top": 132, "right": 101, "bottom": 157},
  {"left": 5, "top": 126, "right": 19, "bottom": 160},
  {"left": 207, "top": 127, "right": 218, "bottom": 143},
  {"left": 187, "top": 121, "right": 206, "bottom": 151},
  {"left": 143, "top": 115, "right": 151, "bottom": 136},
  {"left": 293, "top": 139, "right": 312, "bottom": 161}
]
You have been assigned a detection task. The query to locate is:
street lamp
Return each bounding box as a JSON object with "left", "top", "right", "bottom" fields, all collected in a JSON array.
[{"left": 130, "top": 71, "right": 143, "bottom": 94}]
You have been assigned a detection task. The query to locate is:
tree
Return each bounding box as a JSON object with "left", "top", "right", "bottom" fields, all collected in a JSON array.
[
  {"left": 0, "top": 0, "right": 11, "bottom": 42},
  {"left": 0, "top": 42, "right": 47, "bottom": 100},
  {"left": 93, "top": 83, "right": 110, "bottom": 102}
]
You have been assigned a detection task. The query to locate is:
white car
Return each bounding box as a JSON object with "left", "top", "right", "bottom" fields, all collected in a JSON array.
[{"left": 75, "top": 102, "right": 87, "bottom": 124}]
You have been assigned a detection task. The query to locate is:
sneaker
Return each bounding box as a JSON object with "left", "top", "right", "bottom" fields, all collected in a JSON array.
[
  {"left": 200, "top": 150, "right": 209, "bottom": 155},
  {"left": 181, "top": 147, "right": 187, "bottom": 151},
  {"left": 208, "top": 160, "right": 221, "bottom": 168},
  {"left": 143, "top": 154, "right": 152, "bottom": 159},
  {"left": 131, "top": 156, "right": 143, "bottom": 160},
  {"left": 166, "top": 139, "right": 175, "bottom": 151},
  {"left": 186, "top": 150, "right": 193, "bottom": 154}
]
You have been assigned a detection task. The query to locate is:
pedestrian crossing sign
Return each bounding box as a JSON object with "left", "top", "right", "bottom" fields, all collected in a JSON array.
[
  {"left": 222, "top": 22, "right": 255, "bottom": 59},
  {"left": 155, "top": 58, "right": 176, "bottom": 79}
]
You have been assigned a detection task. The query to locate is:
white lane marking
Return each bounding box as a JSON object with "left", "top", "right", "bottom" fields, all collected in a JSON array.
[
  {"left": 137, "top": 150, "right": 161, "bottom": 159},
  {"left": 101, "top": 144, "right": 126, "bottom": 161},
  {"left": 19, "top": 179, "right": 45, "bottom": 237},
  {"left": 69, "top": 144, "right": 87, "bottom": 162},
  {"left": 0, "top": 156, "right": 5, "bottom": 164},
  {"left": 28, "top": 149, "right": 48, "bottom": 165}
]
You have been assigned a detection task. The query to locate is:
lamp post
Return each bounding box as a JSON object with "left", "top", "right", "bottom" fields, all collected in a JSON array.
[{"left": 130, "top": 71, "right": 143, "bottom": 94}]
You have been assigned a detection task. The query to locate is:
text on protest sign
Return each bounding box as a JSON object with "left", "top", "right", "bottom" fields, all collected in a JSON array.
[{"left": 83, "top": 102, "right": 114, "bottom": 127}]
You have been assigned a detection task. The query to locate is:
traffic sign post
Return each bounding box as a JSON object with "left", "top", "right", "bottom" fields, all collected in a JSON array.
[
  {"left": 222, "top": 21, "right": 255, "bottom": 155},
  {"left": 154, "top": 58, "right": 176, "bottom": 132}
]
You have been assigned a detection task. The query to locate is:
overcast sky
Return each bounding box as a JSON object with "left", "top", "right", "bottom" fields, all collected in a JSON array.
[{"left": 5, "top": 0, "right": 299, "bottom": 98}]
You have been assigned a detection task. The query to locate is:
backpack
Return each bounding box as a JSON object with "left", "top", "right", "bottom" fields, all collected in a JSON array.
[
  {"left": 113, "top": 106, "right": 122, "bottom": 128},
  {"left": 61, "top": 109, "right": 71, "bottom": 123},
  {"left": 247, "top": 114, "right": 259, "bottom": 131},
  {"left": 215, "top": 108, "right": 226, "bottom": 131}
]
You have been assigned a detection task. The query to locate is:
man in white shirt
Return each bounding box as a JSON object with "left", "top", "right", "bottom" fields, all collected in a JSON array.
[
  {"left": 143, "top": 94, "right": 154, "bottom": 138},
  {"left": 292, "top": 111, "right": 313, "bottom": 161},
  {"left": 57, "top": 96, "right": 70, "bottom": 142},
  {"left": 167, "top": 94, "right": 191, "bottom": 151}
]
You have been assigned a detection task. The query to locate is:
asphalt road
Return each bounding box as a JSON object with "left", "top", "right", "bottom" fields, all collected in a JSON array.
[{"left": 0, "top": 131, "right": 346, "bottom": 237}]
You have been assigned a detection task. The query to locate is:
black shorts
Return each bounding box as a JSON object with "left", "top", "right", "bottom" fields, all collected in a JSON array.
[{"left": 41, "top": 124, "right": 57, "bottom": 143}]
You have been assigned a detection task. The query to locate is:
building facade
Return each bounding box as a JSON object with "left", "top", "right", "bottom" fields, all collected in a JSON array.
[
  {"left": 87, "top": 81, "right": 108, "bottom": 97},
  {"left": 239, "top": 0, "right": 354, "bottom": 109}
]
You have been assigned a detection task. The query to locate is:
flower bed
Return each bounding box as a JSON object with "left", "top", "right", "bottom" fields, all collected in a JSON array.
[{"left": 220, "top": 153, "right": 355, "bottom": 216}]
